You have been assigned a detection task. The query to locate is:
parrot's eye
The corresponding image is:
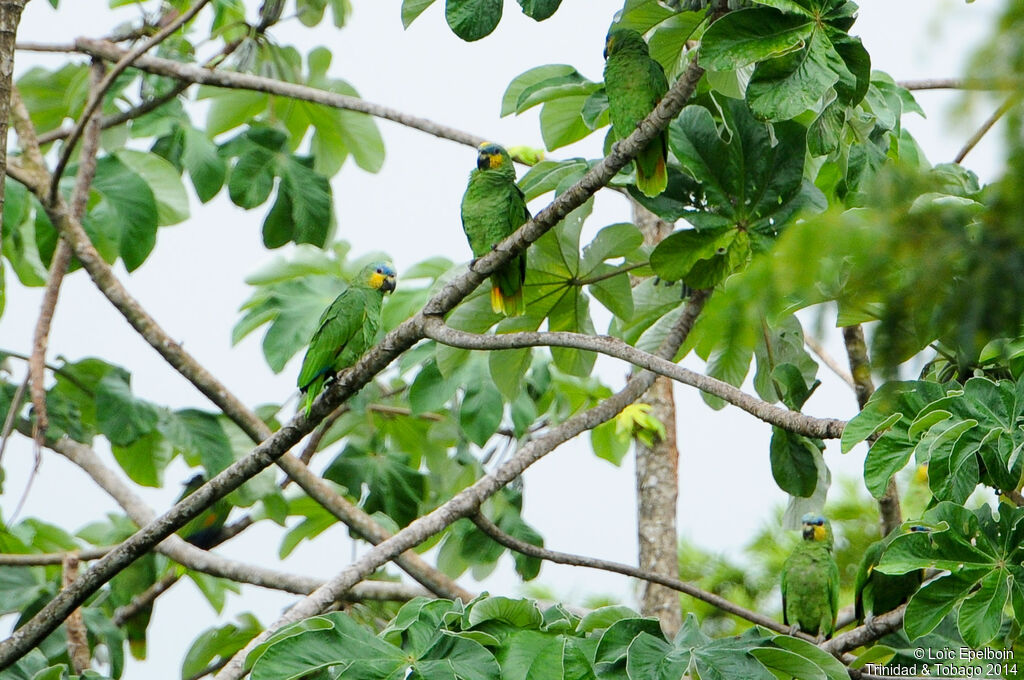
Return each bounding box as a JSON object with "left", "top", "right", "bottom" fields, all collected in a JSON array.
[{"left": 376, "top": 268, "right": 382, "bottom": 273}]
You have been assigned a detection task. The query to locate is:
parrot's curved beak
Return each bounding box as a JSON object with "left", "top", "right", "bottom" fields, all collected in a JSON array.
[{"left": 381, "top": 276, "right": 396, "bottom": 293}]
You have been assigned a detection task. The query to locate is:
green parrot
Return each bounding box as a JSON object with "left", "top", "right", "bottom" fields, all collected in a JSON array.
[
  {"left": 297, "top": 262, "right": 397, "bottom": 414},
  {"left": 603, "top": 27, "right": 670, "bottom": 198},
  {"left": 854, "top": 525, "right": 928, "bottom": 624},
  {"left": 177, "top": 473, "right": 232, "bottom": 550},
  {"left": 460, "top": 142, "right": 529, "bottom": 317},
  {"left": 781, "top": 513, "right": 840, "bottom": 640}
]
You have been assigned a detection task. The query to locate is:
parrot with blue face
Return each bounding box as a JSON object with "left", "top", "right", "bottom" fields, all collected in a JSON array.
[
  {"left": 854, "top": 525, "right": 928, "bottom": 624},
  {"left": 297, "top": 262, "right": 396, "bottom": 414},
  {"left": 603, "top": 27, "right": 669, "bottom": 198},
  {"left": 460, "top": 142, "right": 529, "bottom": 317},
  {"left": 781, "top": 513, "right": 840, "bottom": 641}
]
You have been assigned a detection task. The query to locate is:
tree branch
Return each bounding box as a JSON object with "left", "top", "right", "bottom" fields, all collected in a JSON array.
[
  {"left": 422, "top": 319, "right": 846, "bottom": 439},
  {"left": 821, "top": 605, "right": 906, "bottom": 656},
  {"left": 843, "top": 326, "right": 902, "bottom": 535},
  {"left": 470, "top": 513, "right": 806, "bottom": 640},
  {"left": 953, "top": 94, "right": 1020, "bottom": 164},
  {"left": 28, "top": 60, "right": 104, "bottom": 452},
  {"left": 213, "top": 287, "right": 708, "bottom": 680},
  {"left": 0, "top": 546, "right": 112, "bottom": 566},
  {"left": 73, "top": 37, "right": 486, "bottom": 149},
  {"left": 62, "top": 555, "right": 90, "bottom": 674},
  {"left": 0, "top": 54, "right": 706, "bottom": 671}
]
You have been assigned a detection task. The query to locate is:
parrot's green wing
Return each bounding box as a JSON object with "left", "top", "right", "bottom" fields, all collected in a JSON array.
[
  {"left": 781, "top": 543, "right": 839, "bottom": 638},
  {"left": 460, "top": 146, "right": 529, "bottom": 316},
  {"left": 604, "top": 28, "right": 669, "bottom": 198},
  {"left": 854, "top": 538, "right": 885, "bottom": 623},
  {"left": 297, "top": 286, "right": 376, "bottom": 413}
]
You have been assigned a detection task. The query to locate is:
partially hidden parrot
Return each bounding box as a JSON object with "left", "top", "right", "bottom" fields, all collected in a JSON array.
[
  {"left": 460, "top": 142, "right": 529, "bottom": 317},
  {"left": 177, "top": 473, "right": 232, "bottom": 550},
  {"left": 854, "top": 525, "right": 928, "bottom": 624},
  {"left": 297, "top": 262, "right": 397, "bottom": 414},
  {"left": 781, "top": 513, "right": 840, "bottom": 640},
  {"left": 603, "top": 27, "right": 669, "bottom": 198}
]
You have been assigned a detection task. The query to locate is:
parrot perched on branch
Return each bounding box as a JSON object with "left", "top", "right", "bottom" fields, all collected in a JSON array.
[
  {"left": 297, "top": 262, "right": 396, "bottom": 414},
  {"left": 177, "top": 473, "right": 232, "bottom": 550},
  {"left": 460, "top": 142, "right": 529, "bottom": 317},
  {"left": 781, "top": 513, "right": 840, "bottom": 641},
  {"left": 603, "top": 27, "right": 669, "bottom": 198},
  {"left": 854, "top": 525, "right": 928, "bottom": 624}
]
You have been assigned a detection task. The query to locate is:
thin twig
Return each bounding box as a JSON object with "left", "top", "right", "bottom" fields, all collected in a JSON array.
[
  {"left": 953, "top": 95, "right": 1019, "bottom": 164},
  {"left": 803, "top": 331, "right": 855, "bottom": 389},
  {"left": 470, "top": 513, "right": 805, "bottom": 639},
  {"left": 48, "top": 0, "right": 213, "bottom": 201},
  {"left": 0, "top": 546, "right": 113, "bottom": 565},
  {"left": 0, "top": 373, "right": 28, "bottom": 466}
]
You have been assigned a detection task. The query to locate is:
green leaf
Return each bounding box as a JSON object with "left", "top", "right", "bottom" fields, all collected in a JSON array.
[
  {"left": 468, "top": 597, "right": 544, "bottom": 629},
  {"left": 87, "top": 156, "right": 160, "bottom": 272},
  {"left": 699, "top": 3, "right": 870, "bottom": 121},
  {"left": 540, "top": 96, "right": 594, "bottom": 151},
  {"left": 403, "top": 0, "right": 438, "bottom": 27},
  {"left": 182, "top": 614, "right": 262, "bottom": 680},
  {"left": 517, "top": 159, "right": 589, "bottom": 201},
  {"left": 115, "top": 150, "right": 189, "bottom": 226},
  {"left": 160, "top": 409, "right": 234, "bottom": 475},
  {"left": 182, "top": 126, "right": 227, "bottom": 202},
  {"left": 769, "top": 427, "right": 822, "bottom": 497},
  {"left": 95, "top": 372, "right": 160, "bottom": 448},
  {"left": 204, "top": 89, "right": 269, "bottom": 138},
  {"left": 111, "top": 432, "right": 172, "bottom": 488},
  {"left": 591, "top": 419, "right": 630, "bottom": 465},
  {"left": 445, "top": 0, "right": 502, "bottom": 41},
  {"left": 249, "top": 612, "right": 405, "bottom": 680},
  {"left": 227, "top": 145, "right": 276, "bottom": 209},
  {"left": 323, "top": 445, "right": 426, "bottom": 527},
  {"left": 517, "top": 0, "right": 561, "bottom": 21},
  {"left": 502, "top": 64, "right": 578, "bottom": 117},
  {"left": 460, "top": 382, "right": 504, "bottom": 446}
]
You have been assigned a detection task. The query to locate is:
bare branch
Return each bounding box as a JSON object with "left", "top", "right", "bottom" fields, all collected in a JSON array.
[
  {"left": 954, "top": 95, "right": 1019, "bottom": 164},
  {"left": 74, "top": 37, "right": 486, "bottom": 149},
  {"left": 897, "top": 77, "right": 1019, "bottom": 91},
  {"left": 821, "top": 605, "right": 906, "bottom": 656},
  {"left": 803, "top": 331, "right": 855, "bottom": 389},
  {"left": 48, "top": 0, "right": 213, "bottom": 201},
  {"left": 0, "top": 546, "right": 113, "bottom": 566},
  {"left": 422, "top": 319, "right": 846, "bottom": 439},
  {"left": 470, "top": 513, "right": 805, "bottom": 639}
]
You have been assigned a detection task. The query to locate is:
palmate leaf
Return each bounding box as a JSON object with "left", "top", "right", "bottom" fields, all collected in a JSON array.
[
  {"left": 843, "top": 377, "right": 1024, "bottom": 501},
  {"left": 648, "top": 99, "right": 822, "bottom": 289},
  {"left": 699, "top": 0, "right": 870, "bottom": 121},
  {"left": 323, "top": 444, "right": 426, "bottom": 528},
  {"left": 877, "top": 503, "right": 1024, "bottom": 646}
]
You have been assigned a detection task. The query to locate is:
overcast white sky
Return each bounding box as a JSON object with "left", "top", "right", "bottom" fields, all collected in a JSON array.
[{"left": 0, "top": 0, "right": 1007, "bottom": 675}]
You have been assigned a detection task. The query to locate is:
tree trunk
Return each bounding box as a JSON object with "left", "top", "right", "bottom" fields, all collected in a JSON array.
[
  {"left": 632, "top": 202, "right": 682, "bottom": 636},
  {"left": 0, "top": 0, "right": 27, "bottom": 241}
]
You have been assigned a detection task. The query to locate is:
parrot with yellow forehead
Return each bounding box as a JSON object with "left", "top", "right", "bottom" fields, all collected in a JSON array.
[
  {"left": 603, "top": 26, "right": 669, "bottom": 197},
  {"left": 781, "top": 513, "right": 840, "bottom": 640},
  {"left": 460, "top": 142, "right": 529, "bottom": 316},
  {"left": 297, "top": 262, "right": 396, "bottom": 414}
]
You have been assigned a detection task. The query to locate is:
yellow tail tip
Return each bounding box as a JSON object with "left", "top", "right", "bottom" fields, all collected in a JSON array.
[
  {"left": 636, "top": 156, "right": 668, "bottom": 198},
  {"left": 491, "top": 285, "right": 525, "bottom": 316}
]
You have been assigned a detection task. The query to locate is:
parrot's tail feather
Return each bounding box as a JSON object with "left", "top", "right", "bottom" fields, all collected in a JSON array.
[
  {"left": 491, "top": 285, "right": 525, "bottom": 316},
  {"left": 636, "top": 154, "right": 668, "bottom": 198}
]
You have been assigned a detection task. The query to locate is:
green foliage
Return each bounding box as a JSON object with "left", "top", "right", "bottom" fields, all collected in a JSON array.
[
  {"left": 699, "top": 0, "right": 870, "bottom": 121},
  {"left": 843, "top": 377, "right": 1024, "bottom": 501},
  {"left": 247, "top": 596, "right": 845, "bottom": 680},
  {"left": 403, "top": 0, "right": 566, "bottom": 40},
  {"left": 878, "top": 503, "right": 1024, "bottom": 647}
]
